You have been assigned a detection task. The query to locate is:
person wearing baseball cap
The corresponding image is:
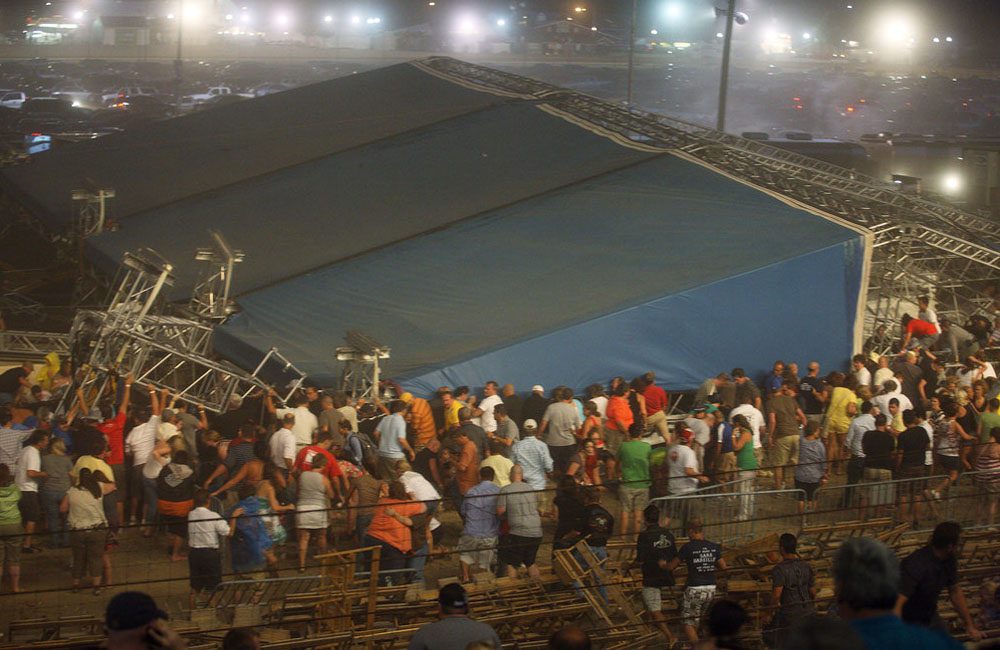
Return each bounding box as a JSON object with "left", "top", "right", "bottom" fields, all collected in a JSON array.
[
  {"left": 407, "top": 583, "right": 502, "bottom": 650},
  {"left": 103, "top": 590, "right": 187, "bottom": 649},
  {"left": 522, "top": 385, "right": 550, "bottom": 430}
]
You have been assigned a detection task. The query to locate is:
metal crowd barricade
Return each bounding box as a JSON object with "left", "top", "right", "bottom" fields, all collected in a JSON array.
[
  {"left": 650, "top": 482, "right": 806, "bottom": 544},
  {"left": 811, "top": 469, "right": 992, "bottom": 531}
]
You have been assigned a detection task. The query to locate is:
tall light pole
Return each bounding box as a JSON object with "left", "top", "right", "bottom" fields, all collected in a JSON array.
[
  {"left": 626, "top": 0, "right": 637, "bottom": 105},
  {"left": 174, "top": 0, "right": 184, "bottom": 104},
  {"left": 715, "top": 0, "right": 736, "bottom": 132}
]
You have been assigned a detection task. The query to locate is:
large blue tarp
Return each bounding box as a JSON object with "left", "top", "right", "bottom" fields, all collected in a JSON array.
[
  {"left": 84, "top": 101, "right": 655, "bottom": 299},
  {"left": 215, "top": 152, "right": 867, "bottom": 393}
]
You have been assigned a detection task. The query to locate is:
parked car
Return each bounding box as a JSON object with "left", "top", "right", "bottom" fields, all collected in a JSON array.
[
  {"left": 189, "top": 86, "right": 253, "bottom": 103},
  {"left": 0, "top": 91, "right": 27, "bottom": 109},
  {"left": 100, "top": 86, "right": 159, "bottom": 104}
]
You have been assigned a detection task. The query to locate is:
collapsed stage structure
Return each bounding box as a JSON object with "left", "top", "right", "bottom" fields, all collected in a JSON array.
[{"left": 1, "top": 57, "right": 998, "bottom": 396}]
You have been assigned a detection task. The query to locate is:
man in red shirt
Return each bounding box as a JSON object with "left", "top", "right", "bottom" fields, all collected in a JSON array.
[
  {"left": 642, "top": 371, "right": 671, "bottom": 444},
  {"left": 900, "top": 314, "right": 940, "bottom": 351},
  {"left": 294, "top": 431, "right": 345, "bottom": 503},
  {"left": 78, "top": 375, "right": 133, "bottom": 525}
]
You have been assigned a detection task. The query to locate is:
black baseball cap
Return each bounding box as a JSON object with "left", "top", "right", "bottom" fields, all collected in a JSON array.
[
  {"left": 438, "top": 583, "right": 468, "bottom": 609},
  {"left": 105, "top": 591, "right": 169, "bottom": 631}
]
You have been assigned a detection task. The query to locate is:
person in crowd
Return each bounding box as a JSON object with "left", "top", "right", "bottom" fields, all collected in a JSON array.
[
  {"left": 76, "top": 374, "right": 133, "bottom": 527},
  {"left": 603, "top": 383, "right": 632, "bottom": 480},
  {"left": 697, "top": 599, "right": 747, "bottom": 650},
  {"left": 156, "top": 448, "right": 197, "bottom": 562},
  {"left": 223, "top": 628, "right": 261, "bottom": 650},
  {"left": 852, "top": 354, "right": 872, "bottom": 389},
  {"left": 548, "top": 625, "right": 591, "bottom": 650},
  {"left": 294, "top": 430, "right": 346, "bottom": 504},
  {"left": 295, "top": 452, "right": 334, "bottom": 573},
  {"left": 642, "top": 371, "right": 670, "bottom": 442},
  {"left": 929, "top": 401, "right": 973, "bottom": 500},
  {"left": 693, "top": 373, "right": 730, "bottom": 409},
  {"left": 187, "top": 488, "right": 230, "bottom": 607},
  {"left": 635, "top": 504, "right": 678, "bottom": 644},
  {"left": 497, "top": 464, "right": 543, "bottom": 579},
  {"left": 730, "top": 393, "right": 766, "bottom": 471},
  {"left": 471, "top": 381, "right": 503, "bottom": 436},
  {"left": 412, "top": 435, "right": 444, "bottom": 492},
  {"left": 618, "top": 424, "right": 651, "bottom": 540},
  {"left": 365, "top": 479, "right": 426, "bottom": 584},
  {"left": 764, "top": 533, "right": 815, "bottom": 648},
  {"left": 764, "top": 360, "right": 786, "bottom": 397},
  {"left": 268, "top": 389, "right": 318, "bottom": 450},
  {"left": 732, "top": 368, "right": 762, "bottom": 410},
  {"left": 0, "top": 361, "right": 32, "bottom": 405},
  {"left": 572, "top": 485, "right": 614, "bottom": 601},
  {"left": 973, "top": 426, "right": 1000, "bottom": 527},
  {"left": 40, "top": 436, "right": 72, "bottom": 547},
  {"left": 0, "top": 407, "right": 30, "bottom": 469},
  {"left": 210, "top": 439, "right": 268, "bottom": 503},
  {"left": 202, "top": 421, "right": 255, "bottom": 492},
  {"left": 540, "top": 387, "right": 582, "bottom": 475},
  {"left": 862, "top": 414, "right": 896, "bottom": 517},
  {"left": 458, "top": 466, "right": 500, "bottom": 583},
  {"left": 451, "top": 426, "right": 481, "bottom": 513},
  {"left": 552, "top": 475, "right": 585, "bottom": 551},
  {"left": 843, "top": 400, "right": 876, "bottom": 508},
  {"left": 16, "top": 428, "right": 49, "bottom": 553},
  {"left": 896, "top": 522, "right": 984, "bottom": 640},
  {"left": 900, "top": 312, "right": 941, "bottom": 351},
  {"left": 481, "top": 439, "right": 513, "bottom": 488},
  {"left": 872, "top": 379, "right": 913, "bottom": 416},
  {"left": 316, "top": 394, "right": 345, "bottom": 449},
  {"left": 834, "top": 537, "right": 962, "bottom": 649},
  {"left": 0, "top": 464, "right": 22, "bottom": 592},
  {"left": 575, "top": 438, "right": 602, "bottom": 486},
  {"left": 522, "top": 385, "right": 550, "bottom": 429},
  {"left": 333, "top": 392, "right": 358, "bottom": 434},
  {"left": 893, "top": 350, "right": 924, "bottom": 411},
  {"left": 346, "top": 461, "right": 383, "bottom": 545},
  {"left": 375, "top": 399, "right": 416, "bottom": 480},
  {"left": 125, "top": 387, "right": 165, "bottom": 530},
  {"left": 732, "top": 414, "right": 757, "bottom": 521},
  {"left": 794, "top": 421, "right": 827, "bottom": 515},
  {"left": 798, "top": 362, "right": 827, "bottom": 425},
  {"left": 768, "top": 380, "right": 807, "bottom": 490},
  {"left": 678, "top": 518, "right": 726, "bottom": 644},
  {"left": 512, "top": 419, "right": 553, "bottom": 512},
  {"left": 63, "top": 467, "right": 113, "bottom": 594},
  {"left": 501, "top": 384, "right": 524, "bottom": 428},
  {"left": 938, "top": 318, "right": 978, "bottom": 364},
  {"left": 227, "top": 483, "right": 276, "bottom": 578},
  {"left": 270, "top": 412, "right": 297, "bottom": 483},
  {"left": 490, "top": 404, "right": 519, "bottom": 458},
  {"left": 823, "top": 372, "right": 857, "bottom": 475},
  {"left": 398, "top": 459, "right": 441, "bottom": 588},
  {"left": 683, "top": 405, "right": 709, "bottom": 465},
  {"left": 407, "top": 583, "right": 502, "bottom": 650},
  {"left": 439, "top": 390, "right": 462, "bottom": 434},
  {"left": 897, "top": 410, "right": 930, "bottom": 525},
  {"left": 102, "top": 591, "right": 187, "bottom": 650},
  {"left": 712, "top": 409, "right": 737, "bottom": 487}
]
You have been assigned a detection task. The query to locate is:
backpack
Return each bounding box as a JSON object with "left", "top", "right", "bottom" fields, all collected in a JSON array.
[{"left": 348, "top": 431, "right": 378, "bottom": 468}]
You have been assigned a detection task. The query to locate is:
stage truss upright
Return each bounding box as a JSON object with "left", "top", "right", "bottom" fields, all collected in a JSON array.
[
  {"left": 64, "top": 237, "right": 305, "bottom": 415},
  {"left": 416, "top": 57, "right": 1000, "bottom": 341}
]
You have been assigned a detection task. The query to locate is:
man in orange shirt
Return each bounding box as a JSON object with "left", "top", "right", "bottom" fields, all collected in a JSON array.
[
  {"left": 453, "top": 429, "right": 481, "bottom": 512},
  {"left": 400, "top": 392, "right": 436, "bottom": 449},
  {"left": 604, "top": 383, "right": 634, "bottom": 480}
]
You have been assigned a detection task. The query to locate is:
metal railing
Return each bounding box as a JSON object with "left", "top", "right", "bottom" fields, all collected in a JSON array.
[{"left": 650, "top": 483, "right": 806, "bottom": 544}]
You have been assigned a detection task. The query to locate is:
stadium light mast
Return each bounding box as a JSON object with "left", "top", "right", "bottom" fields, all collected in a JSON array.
[
  {"left": 174, "top": 0, "right": 184, "bottom": 104},
  {"left": 626, "top": 0, "right": 637, "bottom": 105},
  {"left": 715, "top": 0, "right": 748, "bottom": 132}
]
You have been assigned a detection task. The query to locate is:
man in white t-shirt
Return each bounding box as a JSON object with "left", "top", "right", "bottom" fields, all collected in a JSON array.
[
  {"left": 187, "top": 489, "right": 231, "bottom": 604},
  {"left": 667, "top": 428, "right": 705, "bottom": 496},
  {"left": 473, "top": 381, "right": 503, "bottom": 434},
  {"left": 852, "top": 354, "right": 872, "bottom": 388},
  {"left": 124, "top": 387, "right": 165, "bottom": 527},
  {"left": 399, "top": 465, "right": 442, "bottom": 587},
  {"left": 15, "top": 429, "right": 49, "bottom": 552},
  {"left": 872, "top": 380, "right": 913, "bottom": 415},
  {"left": 269, "top": 391, "right": 318, "bottom": 449},
  {"left": 270, "top": 414, "right": 297, "bottom": 473}
]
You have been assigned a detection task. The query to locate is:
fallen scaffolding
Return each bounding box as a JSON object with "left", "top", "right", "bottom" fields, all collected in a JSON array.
[
  {"left": 415, "top": 57, "right": 1000, "bottom": 340},
  {"left": 62, "top": 233, "right": 305, "bottom": 414}
]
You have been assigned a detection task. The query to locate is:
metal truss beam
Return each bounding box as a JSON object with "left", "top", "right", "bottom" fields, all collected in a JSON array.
[
  {"left": 0, "top": 329, "right": 70, "bottom": 363},
  {"left": 417, "top": 57, "right": 1000, "bottom": 338}
]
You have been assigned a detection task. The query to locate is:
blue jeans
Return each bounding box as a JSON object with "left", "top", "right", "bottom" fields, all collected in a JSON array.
[
  {"left": 407, "top": 543, "right": 429, "bottom": 587},
  {"left": 142, "top": 476, "right": 158, "bottom": 524},
  {"left": 40, "top": 489, "right": 67, "bottom": 547}
]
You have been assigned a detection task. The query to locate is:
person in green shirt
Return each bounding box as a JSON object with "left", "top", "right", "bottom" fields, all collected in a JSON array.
[
  {"left": 733, "top": 414, "right": 758, "bottom": 522},
  {"left": 978, "top": 398, "right": 1000, "bottom": 445},
  {"left": 0, "top": 463, "right": 22, "bottom": 592},
  {"left": 618, "top": 426, "right": 652, "bottom": 540}
]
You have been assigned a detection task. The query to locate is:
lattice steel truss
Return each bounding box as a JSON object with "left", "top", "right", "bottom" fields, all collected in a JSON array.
[
  {"left": 63, "top": 242, "right": 306, "bottom": 414},
  {"left": 0, "top": 329, "right": 70, "bottom": 363},
  {"left": 335, "top": 330, "right": 390, "bottom": 401},
  {"left": 416, "top": 57, "right": 1000, "bottom": 341}
]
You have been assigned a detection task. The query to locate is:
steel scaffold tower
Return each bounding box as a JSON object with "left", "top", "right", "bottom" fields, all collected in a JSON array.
[{"left": 416, "top": 57, "right": 1000, "bottom": 339}]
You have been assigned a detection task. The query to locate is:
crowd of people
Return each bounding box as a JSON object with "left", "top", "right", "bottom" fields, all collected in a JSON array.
[{"left": 0, "top": 297, "right": 999, "bottom": 647}]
